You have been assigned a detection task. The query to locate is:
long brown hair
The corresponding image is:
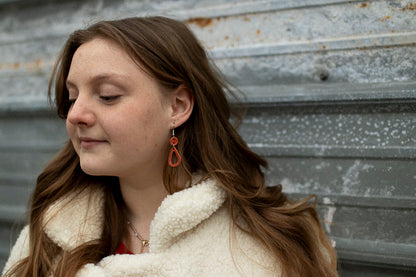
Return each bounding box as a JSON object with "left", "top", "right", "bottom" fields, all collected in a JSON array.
[{"left": 5, "top": 16, "right": 337, "bottom": 276}]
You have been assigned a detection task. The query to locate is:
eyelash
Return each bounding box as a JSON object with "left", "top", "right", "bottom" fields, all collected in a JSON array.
[
  {"left": 67, "top": 95, "right": 120, "bottom": 106},
  {"left": 99, "top": 95, "right": 120, "bottom": 102}
]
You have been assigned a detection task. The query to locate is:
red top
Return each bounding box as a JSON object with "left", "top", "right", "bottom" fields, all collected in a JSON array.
[{"left": 114, "top": 242, "right": 134, "bottom": 255}]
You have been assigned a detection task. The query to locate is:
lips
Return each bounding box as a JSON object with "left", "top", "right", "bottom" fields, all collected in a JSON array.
[{"left": 79, "top": 137, "right": 106, "bottom": 148}]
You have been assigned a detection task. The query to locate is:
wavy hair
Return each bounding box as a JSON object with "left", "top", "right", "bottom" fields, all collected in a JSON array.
[{"left": 5, "top": 16, "right": 337, "bottom": 276}]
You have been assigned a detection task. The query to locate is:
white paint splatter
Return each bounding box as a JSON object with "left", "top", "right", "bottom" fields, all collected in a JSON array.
[
  {"left": 341, "top": 160, "right": 374, "bottom": 194},
  {"left": 280, "top": 177, "right": 296, "bottom": 193},
  {"left": 324, "top": 206, "right": 336, "bottom": 234},
  {"left": 323, "top": 197, "right": 333, "bottom": 205}
]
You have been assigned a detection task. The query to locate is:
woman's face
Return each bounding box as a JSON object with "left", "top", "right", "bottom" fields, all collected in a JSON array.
[{"left": 66, "top": 37, "right": 173, "bottom": 178}]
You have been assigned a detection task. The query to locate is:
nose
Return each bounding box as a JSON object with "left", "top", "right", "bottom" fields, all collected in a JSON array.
[{"left": 66, "top": 96, "right": 96, "bottom": 127}]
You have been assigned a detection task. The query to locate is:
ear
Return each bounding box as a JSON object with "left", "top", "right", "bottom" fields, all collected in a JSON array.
[{"left": 170, "top": 84, "right": 194, "bottom": 128}]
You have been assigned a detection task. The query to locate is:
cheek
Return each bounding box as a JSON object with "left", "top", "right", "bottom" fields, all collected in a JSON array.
[
  {"left": 66, "top": 120, "right": 77, "bottom": 141},
  {"left": 123, "top": 108, "right": 169, "bottom": 149},
  {"left": 66, "top": 120, "right": 73, "bottom": 135}
]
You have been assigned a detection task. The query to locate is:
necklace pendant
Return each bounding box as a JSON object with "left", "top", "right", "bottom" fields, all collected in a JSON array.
[
  {"left": 127, "top": 221, "right": 150, "bottom": 252},
  {"left": 142, "top": 240, "right": 149, "bottom": 247}
]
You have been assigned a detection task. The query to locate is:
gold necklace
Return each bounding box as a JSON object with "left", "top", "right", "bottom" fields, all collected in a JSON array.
[{"left": 127, "top": 221, "right": 149, "bottom": 253}]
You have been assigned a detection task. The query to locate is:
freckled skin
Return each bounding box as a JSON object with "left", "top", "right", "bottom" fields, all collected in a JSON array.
[{"left": 66, "top": 38, "right": 173, "bottom": 179}]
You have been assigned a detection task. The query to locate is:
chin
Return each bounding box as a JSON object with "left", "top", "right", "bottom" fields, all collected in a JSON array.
[{"left": 80, "top": 163, "right": 114, "bottom": 177}]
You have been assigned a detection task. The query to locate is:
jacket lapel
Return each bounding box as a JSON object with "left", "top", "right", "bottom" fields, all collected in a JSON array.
[{"left": 43, "top": 175, "right": 226, "bottom": 253}]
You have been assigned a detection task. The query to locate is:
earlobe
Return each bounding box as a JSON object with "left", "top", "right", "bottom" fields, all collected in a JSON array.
[{"left": 171, "top": 84, "right": 194, "bottom": 128}]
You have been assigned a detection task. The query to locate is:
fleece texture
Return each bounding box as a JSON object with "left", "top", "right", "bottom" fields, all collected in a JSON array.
[{"left": 3, "top": 177, "right": 280, "bottom": 276}]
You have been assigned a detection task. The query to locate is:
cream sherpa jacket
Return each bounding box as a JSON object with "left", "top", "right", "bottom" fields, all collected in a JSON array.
[{"left": 3, "top": 177, "right": 280, "bottom": 276}]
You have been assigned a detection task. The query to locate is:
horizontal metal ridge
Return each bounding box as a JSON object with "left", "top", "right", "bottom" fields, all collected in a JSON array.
[
  {"left": 173, "top": 0, "right": 359, "bottom": 19},
  {"left": 285, "top": 192, "right": 416, "bottom": 209},
  {"left": 0, "top": 96, "right": 53, "bottom": 114},
  {"left": 0, "top": 144, "right": 62, "bottom": 153},
  {"left": 238, "top": 81, "right": 416, "bottom": 105},
  {"left": 0, "top": 205, "right": 27, "bottom": 222},
  {"left": 0, "top": 0, "right": 359, "bottom": 45},
  {"left": 250, "top": 145, "right": 416, "bottom": 159},
  {"left": 334, "top": 236, "right": 416, "bottom": 268},
  {"left": 211, "top": 32, "right": 416, "bottom": 58}
]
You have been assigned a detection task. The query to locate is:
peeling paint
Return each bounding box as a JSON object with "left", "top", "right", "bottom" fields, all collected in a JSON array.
[
  {"left": 323, "top": 197, "right": 334, "bottom": 205},
  {"left": 322, "top": 197, "right": 336, "bottom": 234},
  {"left": 185, "top": 17, "right": 213, "bottom": 28},
  {"left": 379, "top": 15, "right": 391, "bottom": 22},
  {"left": 402, "top": 2, "right": 416, "bottom": 12},
  {"left": 342, "top": 160, "right": 375, "bottom": 194},
  {"left": 0, "top": 58, "right": 54, "bottom": 72},
  {"left": 324, "top": 206, "right": 336, "bottom": 233}
]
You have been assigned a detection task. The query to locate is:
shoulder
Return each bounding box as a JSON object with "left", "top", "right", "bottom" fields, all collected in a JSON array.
[
  {"left": 179, "top": 205, "right": 281, "bottom": 276},
  {"left": 230, "top": 216, "right": 281, "bottom": 276},
  {"left": 43, "top": 187, "right": 105, "bottom": 251},
  {"left": 2, "top": 225, "right": 30, "bottom": 276}
]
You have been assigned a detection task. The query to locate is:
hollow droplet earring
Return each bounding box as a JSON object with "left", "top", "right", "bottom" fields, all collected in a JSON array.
[{"left": 168, "top": 128, "right": 181, "bottom": 167}]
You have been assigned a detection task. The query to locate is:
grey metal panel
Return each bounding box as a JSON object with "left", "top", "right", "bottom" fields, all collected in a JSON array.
[
  {"left": 216, "top": 47, "right": 416, "bottom": 85},
  {"left": 242, "top": 103, "right": 415, "bottom": 159},
  {"left": 264, "top": 157, "right": 415, "bottom": 198},
  {"left": 0, "top": 0, "right": 415, "bottom": 275},
  {"left": 0, "top": 115, "right": 66, "bottom": 149}
]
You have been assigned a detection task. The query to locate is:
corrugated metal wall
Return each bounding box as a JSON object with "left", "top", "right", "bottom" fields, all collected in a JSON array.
[{"left": 1, "top": 0, "right": 415, "bottom": 275}]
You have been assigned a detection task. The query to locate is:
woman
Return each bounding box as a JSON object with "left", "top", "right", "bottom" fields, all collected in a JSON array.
[{"left": 3, "top": 16, "right": 338, "bottom": 276}]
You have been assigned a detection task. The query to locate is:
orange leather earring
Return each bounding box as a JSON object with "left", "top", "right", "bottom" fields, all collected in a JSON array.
[{"left": 168, "top": 129, "right": 181, "bottom": 167}]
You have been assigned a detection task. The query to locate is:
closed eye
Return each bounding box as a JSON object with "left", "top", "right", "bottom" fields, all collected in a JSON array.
[{"left": 99, "top": 95, "right": 121, "bottom": 102}]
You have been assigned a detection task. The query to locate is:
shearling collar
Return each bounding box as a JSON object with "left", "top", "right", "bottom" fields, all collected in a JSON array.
[{"left": 43, "top": 176, "right": 227, "bottom": 252}]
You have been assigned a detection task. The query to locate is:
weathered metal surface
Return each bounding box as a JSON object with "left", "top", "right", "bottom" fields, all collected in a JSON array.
[
  {"left": 0, "top": 0, "right": 415, "bottom": 275},
  {"left": 242, "top": 103, "right": 416, "bottom": 158},
  {"left": 186, "top": 2, "right": 416, "bottom": 55}
]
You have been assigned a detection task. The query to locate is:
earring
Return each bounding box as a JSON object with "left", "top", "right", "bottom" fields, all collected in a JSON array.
[{"left": 168, "top": 128, "right": 181, "bottom": 167}]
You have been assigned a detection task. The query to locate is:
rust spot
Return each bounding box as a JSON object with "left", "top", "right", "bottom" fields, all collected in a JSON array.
[
  {"left": 23, "top": 58, "right": 44, "bottom": 70},
  {"left": 385, "top": 46, "right": 391, "bottom": 49},
  {"left": 256, "top": 29, "right": 261, "bottom": 35},
  {"left": 34, "top": 59, "right": 41, "bottom": 68},
  {"left": 379, "top": 15, "right": 391, "bottom": 22},
  {"left": 402, "top": 3, "right": 416, "bottom": 11},
  {"left": 322, "top": 45, "right": 326, "bottom": 49},
  {"left": 369, "top": 30, "right": 372, "bottom": 34},
  {"left": 225, "top": 35, "right": 229, "bottom": 40},
  {"left": 359, "top": 47, "right": 368, "bottom": 50},
  {"left": 243, "top": 16, "right": 251, "bottom": 22},
  {"left": 359, "top": 3, "right": 368, "bottom": 8},
  {"left": 1, "top": 59, "right": 54, "bottom": 71},
  {"left": 186, "top": 17, "right": 213, "bottom": 28}
]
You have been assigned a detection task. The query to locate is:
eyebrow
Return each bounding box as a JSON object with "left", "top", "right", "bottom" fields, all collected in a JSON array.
[{"left": 66, "top": 73, "right": 128, "bottom": 89}]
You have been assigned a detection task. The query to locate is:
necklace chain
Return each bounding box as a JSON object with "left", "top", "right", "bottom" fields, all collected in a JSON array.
[{"left": 127, "top": 221, "right": 149, "bottom": 253}]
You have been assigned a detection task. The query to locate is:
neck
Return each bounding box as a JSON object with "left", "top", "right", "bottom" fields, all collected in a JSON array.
[
  {"left": 119, "top": 172, "right": 168, "bottom": 226},
  {"left": 118, "top": 168, "right": 191, "bottom": 253}
]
